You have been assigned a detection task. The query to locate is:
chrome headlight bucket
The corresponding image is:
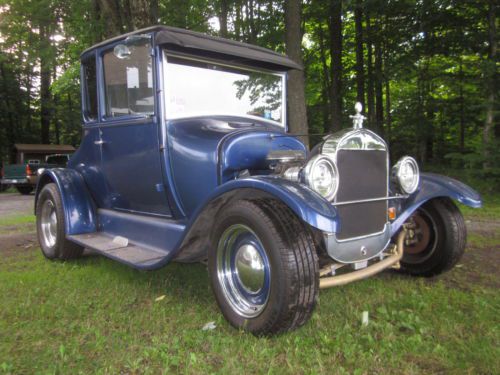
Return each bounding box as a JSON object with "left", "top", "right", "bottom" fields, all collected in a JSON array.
[
  {"left": 392, "top": 156, "right": 419, "bottom": 194},
  {"left": 303, "top": 155, "right": 339, "bottom": 201}
]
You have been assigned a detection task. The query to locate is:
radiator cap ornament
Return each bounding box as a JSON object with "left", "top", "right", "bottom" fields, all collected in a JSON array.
[{"left": 350, "top": 102, "right": 366, "bottom": 129}]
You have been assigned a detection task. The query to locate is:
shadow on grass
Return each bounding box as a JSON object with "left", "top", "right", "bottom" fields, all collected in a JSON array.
[{"left": 71, "top": 250, "right": 213, "bottom": 306}]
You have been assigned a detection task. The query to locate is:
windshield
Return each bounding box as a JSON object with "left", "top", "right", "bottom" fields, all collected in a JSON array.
[
  {"left": 46, "top": 155, "right": 69, "bottom": 165},
  {"left": 163, "top": 54, "right": 285, "bottom": 126}
]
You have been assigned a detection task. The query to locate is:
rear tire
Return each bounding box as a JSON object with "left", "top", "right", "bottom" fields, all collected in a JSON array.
[
  {"left": 208, "top": 199, "right": 319, "bottom": 336},
  {"left": 16, "top": 186, "right": 33, "bottom": 195},
  {"left": 400, "top": 198, "right": 466, "bottom": 277},
  {"left": 36, "top": 183, "right": 84, "bottom": 260}
]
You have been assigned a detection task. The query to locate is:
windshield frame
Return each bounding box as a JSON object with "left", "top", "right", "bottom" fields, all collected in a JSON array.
[{"left": 161, "top": 50, "right": 287, "bottom": 128}]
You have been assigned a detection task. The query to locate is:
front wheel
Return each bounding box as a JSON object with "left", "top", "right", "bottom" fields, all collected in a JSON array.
[
  {"left": 400, "top": 197, "right": 466, "bottom": 277},
  {"left": 208, "top": 199, "right": 319, "bottom": 336},
  {"left": 36, "top": 183, "right": 84, "bottom": 260}
]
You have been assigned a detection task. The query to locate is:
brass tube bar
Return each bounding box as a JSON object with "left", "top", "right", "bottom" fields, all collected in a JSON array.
[{"left": 319, "top": 229, "right": 406, "bottom": 289}]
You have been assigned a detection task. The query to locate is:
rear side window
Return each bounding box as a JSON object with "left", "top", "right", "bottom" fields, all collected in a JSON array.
[
  {"left": 82, "top": 56, "right": 98, "bottom": 121},
  {"left": 103, "top": 40, "right": 154, "bottom": 117}
]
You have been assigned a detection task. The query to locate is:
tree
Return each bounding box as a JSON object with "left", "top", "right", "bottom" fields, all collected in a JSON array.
[
  {"left": 285, "top": 0, "right": 309, "bottom": 144},
  {"left": 328, "top": 0, "right": 342, "bottom": 132}
]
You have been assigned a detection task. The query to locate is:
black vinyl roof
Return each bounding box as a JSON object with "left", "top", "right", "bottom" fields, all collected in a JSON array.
[{"left": 81, "top": 26, "right": 302, "bottom": 71}]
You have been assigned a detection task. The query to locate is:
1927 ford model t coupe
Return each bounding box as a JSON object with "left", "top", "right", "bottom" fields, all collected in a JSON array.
[{"left": 35, "top": 26, "right": 482, "bottom": 335}]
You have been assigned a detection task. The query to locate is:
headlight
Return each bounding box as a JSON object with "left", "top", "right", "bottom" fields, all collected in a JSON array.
[
  {"left": 304, "top": 155, "right": 339, "bottom": 201},
  {"left": 392, "top": 156, "right": 419, "bottom": 194}
]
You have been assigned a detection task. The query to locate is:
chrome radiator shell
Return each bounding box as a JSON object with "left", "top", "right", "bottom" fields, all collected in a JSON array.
[{"left": 321, "top": 128, "right": 390, "bottom": 263}]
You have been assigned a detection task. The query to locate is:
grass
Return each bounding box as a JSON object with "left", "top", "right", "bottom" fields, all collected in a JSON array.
[
  {"left": 0, "top": 214, "right": 35, "bottom": 227},
  {"left": 0, "top": 191, "right": 498, "bottom": 374},
  {"left": 0, "top": 253, "right": 498, "bottom": 374}
]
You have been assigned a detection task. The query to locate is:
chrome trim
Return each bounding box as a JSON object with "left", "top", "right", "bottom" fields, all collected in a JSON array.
[
  {"left": 324, "top": 222, "right": 392, "bottom": 263},
  {"left": 332, "top": 195, "right": 408, "bottom": 206},
  {"left": 320, "top": 127, "right": 390, "bottom": 241},
  {"left": 391, "top": 156, "right": 420, "bottom": 194},
  {"left": 303, "top": 155, "right": 339, "bottom": 201},
  {"left": 40, "top": 199, "right": 58, "bottom": 248},
  {"left": 216, "top": 224, "right": 270, "bottom": 318},
  {"left": 349, "top": 102, "right": 366, "bottom": 129}
]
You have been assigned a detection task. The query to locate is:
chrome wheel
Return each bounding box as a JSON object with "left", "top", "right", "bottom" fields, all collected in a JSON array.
[
  {"left": 40, "top": 199, "right": 58, "bottom": 248},
  {"left": 216, "top": 224, "right": 271, "bottom": 318}
]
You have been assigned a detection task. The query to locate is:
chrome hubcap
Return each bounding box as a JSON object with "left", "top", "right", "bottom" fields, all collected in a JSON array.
[
  {"left": 40, "top": 200, "right": 57, "bottom": 247},
  {"left": 234, "top": 244, "right": 265, "bottom": 293},
  {"left": 217, "top": 224, "right": 270, "bottom": 318}
]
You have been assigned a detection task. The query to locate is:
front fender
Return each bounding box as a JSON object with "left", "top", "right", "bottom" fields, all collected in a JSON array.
[
  {"left": 391, "top": 173, "right": 482, "bottom": 235},
  {"left": 35, "top": 168, "right": 97, "bottom": 235},
  {"left": 201, "top": 176, "right": 338, "bottom": 233}
]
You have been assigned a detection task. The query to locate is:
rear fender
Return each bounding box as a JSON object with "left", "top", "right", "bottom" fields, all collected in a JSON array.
[
  {"left": 35, "top": 168, "right": 97, "bottom": 235},
  {"left": 391, "top": 173, "right": 482, "bottom": 235}
]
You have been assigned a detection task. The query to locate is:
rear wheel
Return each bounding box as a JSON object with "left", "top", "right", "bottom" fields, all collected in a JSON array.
[
  {"left": 36, "top": 183, "right": 83, "bottom": 260},
  {"left": 400, "top": 198, "right": 466, "bottom": 277},
  {"left": 208, "top": 199, "right": 319, "bottom": 336},
  {"left": 16, "top": 186, "right": 33, "bottom": 195}
]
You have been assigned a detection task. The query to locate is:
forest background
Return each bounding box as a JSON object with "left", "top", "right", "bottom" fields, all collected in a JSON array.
[{"left": 0, "top": 0, "right": 498, "bottom": 187}]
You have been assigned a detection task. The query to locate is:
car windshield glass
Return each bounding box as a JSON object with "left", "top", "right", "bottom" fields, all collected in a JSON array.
[{"left": 164, "top": 55, "right": 285, "bottom": 126}]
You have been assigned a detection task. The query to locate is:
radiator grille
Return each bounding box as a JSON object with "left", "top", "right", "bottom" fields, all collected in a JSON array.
[{"left": 335, "top": 149, "right": 388, "bottom": 240}]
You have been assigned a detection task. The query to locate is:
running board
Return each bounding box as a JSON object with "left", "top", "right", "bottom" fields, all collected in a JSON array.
[{"left": 68, "top": 233, "right": 167, "bottom": 268}]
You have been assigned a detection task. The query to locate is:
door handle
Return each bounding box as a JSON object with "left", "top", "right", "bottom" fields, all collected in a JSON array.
[{"left": 94, "top": 140, "right": 106, "bottom": 145}]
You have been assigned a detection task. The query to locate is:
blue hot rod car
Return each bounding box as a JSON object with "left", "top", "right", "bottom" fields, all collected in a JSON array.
[{"left": 35, "top": 26, "right": 482, "bottom": 335}]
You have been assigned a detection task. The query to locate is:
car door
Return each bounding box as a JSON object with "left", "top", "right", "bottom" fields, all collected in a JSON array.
[{"left": 98, "top": 37, "right": 172, "bottom": 217}]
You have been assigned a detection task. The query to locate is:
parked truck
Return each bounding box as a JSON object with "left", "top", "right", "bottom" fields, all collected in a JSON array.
[{"left": 1, "top": 144, "right": 74, "bottom": 194}]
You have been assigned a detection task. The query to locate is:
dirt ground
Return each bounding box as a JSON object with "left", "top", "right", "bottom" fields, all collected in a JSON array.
[
  {"left": 0, "top": 192, "right": 34, "bottom": 217},
  {"left": 0, "top": 192, "right": 498, "bottom": 289}
]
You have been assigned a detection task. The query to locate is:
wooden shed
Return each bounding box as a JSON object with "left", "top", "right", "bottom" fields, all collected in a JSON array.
[{"left": 14, "top": 144, "right": 75, "bottom": 164}]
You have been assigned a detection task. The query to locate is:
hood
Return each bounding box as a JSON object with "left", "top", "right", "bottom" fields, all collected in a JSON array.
[{"left": 166, "top": 115, "right": 306, "bottom": 215}]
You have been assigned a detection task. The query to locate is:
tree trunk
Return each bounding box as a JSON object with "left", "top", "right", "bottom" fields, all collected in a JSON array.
[
  {"left": 150, "top": 0, "right": 158, "bottom": 25},
  {"left": 459, "top": 60, "right": 465, "bottom": 153},
  {"left": 366, "top": 14, "right": 375, "bottom": 129},
  {"left": 219, "top": 0, "right": 229, "bottom": 38},
  {"left": 39, "top": 22, "right": 52, "bottom": 144},
  {"left": 483, "top": 0, "right": 497, "bottom": 168},
  {"left": 354, "top": 0, "right": 365, "bottom": 105},
  {"left": 317, "top": 24, "right": 331, "bottom": 129},
  {"left": 328, "top": 0, "right": 343, "bottom": 132},
  {"left": 285, "top": 0, "right": 309, "bottom": 146},
  {"left": 374, "top": 32, "right": 383, "bottom": 135},
  {"left": 98, "top": 0, "right": 123, "bottom": 36}
]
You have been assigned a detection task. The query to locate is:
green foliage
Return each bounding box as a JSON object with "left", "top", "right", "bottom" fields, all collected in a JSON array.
[{"left": 0, "top": 0, "right": 497, "bottom": 170}]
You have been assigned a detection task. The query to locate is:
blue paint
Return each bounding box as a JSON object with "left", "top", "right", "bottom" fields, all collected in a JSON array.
[
  {"left": 34, "top": 27, "right": 482, "bottom": 271},
  {"left": 391, "top": 173, "right": 482, "bottom": 235},
  {"left": 35, "top": 168, "right": 97, "bottom": 235}
]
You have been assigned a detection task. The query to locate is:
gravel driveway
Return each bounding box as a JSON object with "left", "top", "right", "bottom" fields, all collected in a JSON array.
[{"left": 0, "top": 193, "right": 34, "bottom": 217}]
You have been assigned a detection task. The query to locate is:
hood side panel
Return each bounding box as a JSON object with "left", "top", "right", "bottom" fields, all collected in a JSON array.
[{"left": 167, "top": 116, "right": 305, "bottom": 216}]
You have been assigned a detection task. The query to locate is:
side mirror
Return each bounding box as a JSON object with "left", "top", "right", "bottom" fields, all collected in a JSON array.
[{"left": 114, "top": 44, "right": 131, "bottom": 59}]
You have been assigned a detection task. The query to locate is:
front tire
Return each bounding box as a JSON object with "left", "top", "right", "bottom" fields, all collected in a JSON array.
[
  {"left": 36, "top": 183, "right": 84, "bottom": 260},
  {"left": 400, "top": 197, "right": 466, "bottom": 277},
  {"left": 208, "top": 199, "right": 319, "bottom": 336},
  {"left": 16, "top": 186, "right": 33, "bottom": 195}
]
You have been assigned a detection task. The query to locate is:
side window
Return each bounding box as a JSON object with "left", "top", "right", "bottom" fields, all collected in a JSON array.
[
  {"left": 103, "top": 40, "right": 154, "bottom": 117},
  {"left": 82, "top": 56, "right": 98, "bottom": 121}
]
